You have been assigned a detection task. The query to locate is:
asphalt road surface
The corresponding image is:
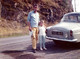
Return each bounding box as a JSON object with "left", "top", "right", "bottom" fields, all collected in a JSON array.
[{"left": 0, "top": 35, "right": 80, "bottom": 59}]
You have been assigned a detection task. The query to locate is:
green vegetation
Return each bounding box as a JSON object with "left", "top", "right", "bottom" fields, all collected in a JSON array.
[
  {"left": 0, "top": 18, "right": 29, "bottom": 38},
  {"left": 0, "top": 32, "right": 28, "bottom": 38}
]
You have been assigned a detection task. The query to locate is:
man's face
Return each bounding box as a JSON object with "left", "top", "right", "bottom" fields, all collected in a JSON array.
[{"left": 34, "top": 6, "right": 38, "bottom": 12}]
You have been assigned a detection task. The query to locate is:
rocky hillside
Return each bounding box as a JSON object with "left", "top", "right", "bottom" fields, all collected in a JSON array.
[
  {"left": 0, "top": 2, "right": 1, "bottom": 18},
  {"left": 0, "top": 0, "right": 73, "bottom": 37},
  {"left": 1, "top": 0, "right": 73, "bottom": 23}
]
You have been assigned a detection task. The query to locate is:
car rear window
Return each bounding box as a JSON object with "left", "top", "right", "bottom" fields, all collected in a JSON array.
[{"left": 63, "top": 14, "right": 80, "bottom": 22}]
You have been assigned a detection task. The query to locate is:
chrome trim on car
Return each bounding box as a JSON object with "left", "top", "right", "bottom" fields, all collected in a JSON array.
[{"left": 46, "top": 36, "right": 77, "bottom": 42}]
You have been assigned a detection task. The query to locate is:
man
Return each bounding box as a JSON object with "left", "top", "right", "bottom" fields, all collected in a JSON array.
[{"left": 27, "top": 4, "right": 40, "bottom": 53}]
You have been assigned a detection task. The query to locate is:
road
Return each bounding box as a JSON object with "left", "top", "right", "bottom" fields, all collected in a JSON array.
[{"left": 0, "top": 35, "right": 80, "bottom": 59}]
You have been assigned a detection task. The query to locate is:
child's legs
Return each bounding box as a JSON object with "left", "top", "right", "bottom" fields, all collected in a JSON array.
[
  {"left": 42, "top": 35, "right": 46, "bottom": 48},
  {"left": 39, "top": 35, "right": 43, "bottom": 48}
]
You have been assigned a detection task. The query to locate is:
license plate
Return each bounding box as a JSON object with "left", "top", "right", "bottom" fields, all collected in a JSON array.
[{"left": 52, "top": 31, "right": 63, "bottom": 35}]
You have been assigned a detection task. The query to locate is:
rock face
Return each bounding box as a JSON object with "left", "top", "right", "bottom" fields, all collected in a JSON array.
[
  {"left": 1, "top": 0, "right": 73, "bottom": 23},
  {"left": 0, "top": 1, "right": 2, "bottom": 18}
]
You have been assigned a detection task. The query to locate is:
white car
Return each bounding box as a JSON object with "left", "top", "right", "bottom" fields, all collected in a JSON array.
[{"left": 46, "top": 12, "right": 80, "bottom": 43}]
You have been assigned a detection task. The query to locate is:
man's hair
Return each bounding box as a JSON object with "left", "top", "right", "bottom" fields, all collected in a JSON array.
[{"left": 33, "top": 4, "right": 38, "bottom": 7}]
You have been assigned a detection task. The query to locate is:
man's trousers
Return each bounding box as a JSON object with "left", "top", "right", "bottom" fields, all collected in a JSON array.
[{"left": 31, "top": 27, "right": 38, "bottom": 49}]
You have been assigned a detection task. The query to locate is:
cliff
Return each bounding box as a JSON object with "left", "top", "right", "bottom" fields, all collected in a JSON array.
[{"left": 1, "top": 0, "right": 73, "bottom": 23}]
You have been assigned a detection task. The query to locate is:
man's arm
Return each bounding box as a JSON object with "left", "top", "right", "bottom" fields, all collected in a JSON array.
[
  {"left": 27, "top": 12, "right": 32, "bottom": 31},
  {"left": 27, "top": 21, "right": 32, "bottom": 31}
]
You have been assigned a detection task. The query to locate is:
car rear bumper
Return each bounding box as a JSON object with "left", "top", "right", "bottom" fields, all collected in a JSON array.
[{"left": 46, "top": 36, "right": 77, "bottom": 42}]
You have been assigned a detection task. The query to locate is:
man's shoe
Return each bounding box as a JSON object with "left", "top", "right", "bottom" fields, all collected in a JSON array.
[
  {"left": 36, "top": 48, "right": 38, "bottom": 51},
  {"left": 33, "top": 49, "right": 36, "bottom": 53}
]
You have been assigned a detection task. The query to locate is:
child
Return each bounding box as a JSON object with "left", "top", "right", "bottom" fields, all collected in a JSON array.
[{"left": 39, "top": 20, "right": 47, "bottom": 50}]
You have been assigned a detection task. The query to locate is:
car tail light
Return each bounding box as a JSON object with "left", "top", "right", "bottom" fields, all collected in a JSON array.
[{"left": 70, "top": 30, "right": 73, "bottom": 37}]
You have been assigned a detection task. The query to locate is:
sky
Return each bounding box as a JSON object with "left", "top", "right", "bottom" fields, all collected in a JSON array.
[{"left": 72, "top": 0, "right": 80, "bottom": 12}]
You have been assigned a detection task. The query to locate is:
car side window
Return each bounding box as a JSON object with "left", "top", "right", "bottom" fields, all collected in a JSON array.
[
  {"left": 69, "top": 16, "right": 77, "bottom": 22},
  {"left": 63, "top": 16, "right": 69, "bottom": 22},
  {"left": 65, "top": 16, "right": 68, "bottom": 20}
]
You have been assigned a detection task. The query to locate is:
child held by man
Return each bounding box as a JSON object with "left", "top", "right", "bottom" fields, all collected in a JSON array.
[{"left": 39, "top": 20, "right": 47, "bottom": 50}]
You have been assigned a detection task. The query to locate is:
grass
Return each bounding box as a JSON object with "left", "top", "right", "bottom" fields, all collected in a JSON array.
[
  {"left": 0, "top": 32, "right": 28, "bottom": 38},
  {"left": 0, "top": 27, "right": 29, "bottom": 38},
  {"left": 0, "top": 17, "right": 29, "bottom": 38}
]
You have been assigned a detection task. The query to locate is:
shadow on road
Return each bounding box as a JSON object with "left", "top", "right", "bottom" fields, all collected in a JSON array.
[
  {"left": 26, "top": 40, "right": 80, "bottom": 54},
  {"left": 1, "top": 50, "right": 24, "bottom": 53},
  {"left": 43, "top": 41, "right": 80, "bottom": 54},
  {"left": 24, "top": 40, "right": 80, "bottom": 54},
  {"left": 1, "top": 50, "right": 37, "bottom": 59},
  {"left": 16, "top": 54, "right": 37, "bottom": 59}
]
